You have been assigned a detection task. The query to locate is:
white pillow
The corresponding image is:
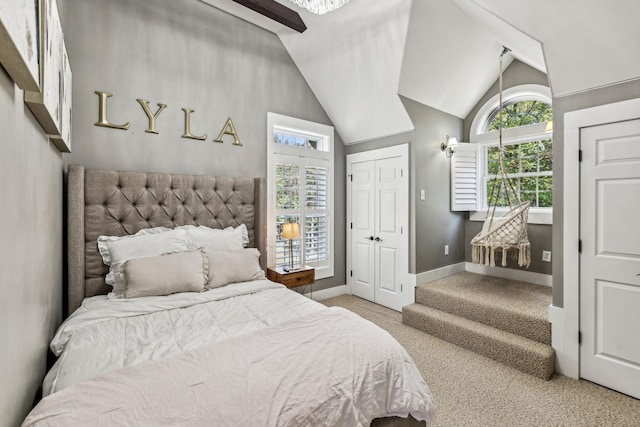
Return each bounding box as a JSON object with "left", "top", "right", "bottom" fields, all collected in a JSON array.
[
  {"left": 98, "top": 227, "right": 192, "bottom": 285},
  {"left": 180, "top": 224, "right": 246, "bottom": 252},
  {"left": 115, "top": 250, "right": 208, "bottom": 299},
  {"left": 205, "top": 248, "right": 265, "bottom": 289}
]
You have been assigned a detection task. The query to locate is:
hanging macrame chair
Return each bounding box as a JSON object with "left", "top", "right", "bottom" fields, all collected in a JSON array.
[{"left": 471, "top": 47, "right": 531, "bottom": 268}]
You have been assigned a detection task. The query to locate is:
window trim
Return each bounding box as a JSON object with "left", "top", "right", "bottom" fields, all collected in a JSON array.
[
  {"left": 468, "top": 84, "right": 553, "bottom": 225},
  {"left": 470, "top": 84, "right": 552, "bottom": 144},
  {"left": 267, "top": 112, "right": 334, "bottom": 279}
]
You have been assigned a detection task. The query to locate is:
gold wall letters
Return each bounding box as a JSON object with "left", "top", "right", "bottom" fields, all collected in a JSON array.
[
  {"left": 136, "top": 99, "right": 167, "bottom": 134},
  {"left": 95, "top": 91, "right": 130, "bottom": 130},
  {"left": 181, "top": 108, "right": 208, "bottom": 141},
  {"left": 94, "top": 91, "right": 243, "bottom": 146},
  {"left": 214, "top": 117, "right": 243, "bottom": 146}
]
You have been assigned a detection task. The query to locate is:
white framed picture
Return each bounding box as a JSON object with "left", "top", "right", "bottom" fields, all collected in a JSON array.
[
  {"left": 49, "top": 41, "right": 71, "bottom": 152},
  {"left": 0, "top": 0, "right": 41, "bottom": 91},
  {"left": 25, "top": 0, "right": 62, "bottom": 135}
]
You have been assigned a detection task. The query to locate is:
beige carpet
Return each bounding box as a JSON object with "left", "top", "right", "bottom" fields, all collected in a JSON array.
[{"left": 322, "top": 294, "right": 640, "bottom": 427}]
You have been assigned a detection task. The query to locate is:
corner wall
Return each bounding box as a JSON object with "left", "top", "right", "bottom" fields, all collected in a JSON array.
[
  {"left": 58, "top": 0, "right": 345, "bottom": 292},
  {"left": 463, "top": 60, "right": 552, "bottom": 275},
  {"left": 344, "top": 96, "right": 465, "bottom": 275},
  {"left": 551, "top": 79, "right": 640, "bottom": 307},
  {"left": 0, "top": 69, "right": 64, "bottom": 426}
]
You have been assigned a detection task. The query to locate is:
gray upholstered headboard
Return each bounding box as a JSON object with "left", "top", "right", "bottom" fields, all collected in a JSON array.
[{"left": 67, "top": 164, "right": 266, "bottom": 314}]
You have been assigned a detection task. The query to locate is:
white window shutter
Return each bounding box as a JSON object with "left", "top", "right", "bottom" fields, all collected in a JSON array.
[{"left": 451, "top": 143, "right": 481, "bottom": 211}]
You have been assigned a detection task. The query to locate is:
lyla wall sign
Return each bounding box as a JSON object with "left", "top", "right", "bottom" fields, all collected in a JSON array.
[{"left": 94, "top": 90, "right": 243, "bottom": 146}]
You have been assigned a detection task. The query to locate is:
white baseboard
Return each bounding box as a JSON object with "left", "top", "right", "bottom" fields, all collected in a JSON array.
[
  {"left": 548, "top": 304, "right": 577, "bottom": 378},
  {"left": 465, "top": 262, "right": 553, "bottom": 287},
  {"left": 411, "top": 262, "right": 466, "bottom": 286},
  {"left": 304, "top": 284, "right": 347, "bottom": 301}
]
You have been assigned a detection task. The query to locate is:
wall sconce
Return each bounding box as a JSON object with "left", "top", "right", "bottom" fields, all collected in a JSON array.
[
  {"left": 281, "top": 222, "right": 300, "bottom": 272},
  {"left": 440, "top": 135, "right": 459, "bottom": 158}
]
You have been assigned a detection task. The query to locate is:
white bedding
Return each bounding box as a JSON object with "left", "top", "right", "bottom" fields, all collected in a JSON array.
[
  {"left": 29, "top": 281, "right": 436, "bottom": 426},
  {"left": 44, "top": 280, "right": 321, "bottom": 395}
]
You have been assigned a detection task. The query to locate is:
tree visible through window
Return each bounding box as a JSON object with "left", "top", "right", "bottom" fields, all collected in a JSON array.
[
  {"left": 485, "top": 100, "right": 552, "bottom": 132},
  {"left": 482, "top": 98, "right": 553, "bottom": 209}
]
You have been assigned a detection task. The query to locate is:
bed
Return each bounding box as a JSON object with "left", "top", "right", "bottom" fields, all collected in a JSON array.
[{"left": 23, "top": 165, "right": 436, "bottom": 426}]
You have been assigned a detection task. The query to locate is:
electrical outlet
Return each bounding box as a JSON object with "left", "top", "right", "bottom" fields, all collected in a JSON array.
[
  {"left": 444, "top": 245, "right": 449, "bottom": 255},
  {"left": 542, "top": 250, "right": 552, "bottom": 262},
  {"left": 420, "top": 189, "right": 426, "bottom": 201}
]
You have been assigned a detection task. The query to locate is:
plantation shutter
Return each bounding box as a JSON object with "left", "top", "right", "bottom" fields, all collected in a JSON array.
[
  {"left": 274, "top": 156, "right": 330, "bottom": 270},
  {"left": 451, "top": 143, "right": 481, "bottom": 211}
]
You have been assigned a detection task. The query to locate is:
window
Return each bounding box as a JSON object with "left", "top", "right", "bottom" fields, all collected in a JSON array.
[
  {"left": 454, "top": 84, "right": 553, "bottom": 224},
  {"left": 267, "top": 113, "right": 334, "bottom": 279}
]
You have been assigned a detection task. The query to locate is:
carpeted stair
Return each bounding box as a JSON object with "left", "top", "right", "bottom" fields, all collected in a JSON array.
[{"left": 402, "top": 272, "right": 555, "bottom": 379}]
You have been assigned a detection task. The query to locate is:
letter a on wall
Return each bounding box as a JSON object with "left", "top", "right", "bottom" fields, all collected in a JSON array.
[{"left": 214, "top": 117, "right": 243, "bottom": 146}]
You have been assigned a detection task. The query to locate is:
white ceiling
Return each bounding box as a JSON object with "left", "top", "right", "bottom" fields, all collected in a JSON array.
[{"left": 208, "top": 0, "right": 640, "bottom": 144}]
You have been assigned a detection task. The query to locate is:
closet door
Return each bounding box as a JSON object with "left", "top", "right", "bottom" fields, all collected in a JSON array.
[
  {"left": 347, "top": 144, "right": 409, "bottom": 311},
  {"left": 350, "top": 160, "right": 376, "bottom": 302},
  {"left": 373, "top": 155, "right": 405, "bottom": 311}
]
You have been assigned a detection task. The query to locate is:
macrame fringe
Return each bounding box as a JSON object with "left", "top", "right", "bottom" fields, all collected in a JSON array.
[{"left": 471, "top": 242, "right": 530, "bottom": 268}]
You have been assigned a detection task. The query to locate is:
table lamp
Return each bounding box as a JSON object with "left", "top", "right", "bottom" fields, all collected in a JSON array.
[{"left": 282, "top": 222, "right": 300, "bottom": 272}]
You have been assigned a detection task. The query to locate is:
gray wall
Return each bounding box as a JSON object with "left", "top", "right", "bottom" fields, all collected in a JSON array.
[
  {"left": 462, "top": 60, "right": 552, "bottom": 275},
  {"left": 0, "top": 69, "right": 64, "bottom": 426},
  {"left": 59, "top": 0, "right": 345, "bottom": 292},
  {"left": 551, "top": 79, "right": 640, "bottom": 307},
  {"left": 345, "top": 96, "right": 465, "bottom": 275}
]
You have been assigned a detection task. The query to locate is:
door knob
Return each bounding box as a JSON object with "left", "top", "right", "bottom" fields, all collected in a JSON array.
[
  {"left": 366, "top": 236, "right": 374, "bottom": 241},
  {"left": 375, "top": 237, "right": 382, "bottom": 242}
]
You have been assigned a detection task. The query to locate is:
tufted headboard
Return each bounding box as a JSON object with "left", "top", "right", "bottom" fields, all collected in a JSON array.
[{"left": 67, "top": 164, "right": 266, "bottom": 314}]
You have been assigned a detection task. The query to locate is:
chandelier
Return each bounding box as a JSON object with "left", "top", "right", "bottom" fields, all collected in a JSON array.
[{"left": 288, "top": 0, "right": 351, "bottom": 15}]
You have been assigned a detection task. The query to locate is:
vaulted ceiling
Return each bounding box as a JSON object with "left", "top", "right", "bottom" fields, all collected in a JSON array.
[{"left": 207, "top": 0, "right": 640, "bottom": 144}]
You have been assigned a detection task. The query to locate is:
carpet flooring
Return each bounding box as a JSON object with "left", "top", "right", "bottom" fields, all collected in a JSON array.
[{"left": 322, "top": 294, "right": 640, "bottom": 427}]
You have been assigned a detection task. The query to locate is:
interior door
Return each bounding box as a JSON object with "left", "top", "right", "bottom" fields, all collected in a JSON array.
[
  {"left": 580, "top": 118, "right": 640, "bottom": 399},
  {"left": 373, "top": 156, "right": 405, "bottom": 311},
  {"left": 348, "top": 144, "right": 408, "bottom": 312},
  {"left": 350, "top": 160, "right": 375, "bottom": 302}
]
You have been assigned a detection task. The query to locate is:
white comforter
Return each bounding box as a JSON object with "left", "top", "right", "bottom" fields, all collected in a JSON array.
[{"left": 26, "top": 281, "right": 436, "bottom": 426}]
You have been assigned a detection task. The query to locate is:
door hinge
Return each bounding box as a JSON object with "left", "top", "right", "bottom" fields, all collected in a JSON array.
[
  {"left": 349, "top": 174, "right": 353, "bottom": 182},
  {"left": 578, "top": 331, "right": 582, "bottom": 344},
  {"left": 401, "top": 169, "right": 403, "bottom": 177},
  {"left": 578, "top": 150, "right": 583, "bottom": 162},
  {"left": 578, "top": 240, "right": 582, "bottom": 253},
  {"left": 350, "top": 270, "right": 353, "bottom": 277},
  {"left": 350, "top": 222, "right": 353, "bottom": 229},
  {"left": 401, "top": 283, "right": 403, "bottom": 292},
  {"left": 401, "top": 226, "right": 403, "bottom": 235}
]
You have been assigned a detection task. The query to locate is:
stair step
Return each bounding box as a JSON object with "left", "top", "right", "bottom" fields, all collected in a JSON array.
[
  {"left": 416, "top": 272, "right": 551, "bottom": 345},
  {"left": 402, "top": 303, "right": 555, "bottom": 380}
]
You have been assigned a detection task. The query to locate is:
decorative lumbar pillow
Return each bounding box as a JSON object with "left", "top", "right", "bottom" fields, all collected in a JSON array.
[
  {"left": 181, "top": 224, "right": 246, "bottom": 252},
  {"left": 206, "top": 248, "right": 265, "bottom": 289},
  {"left": 117, "top": 249, "right": 208, "bottom": 299},
  {"left": 98, "top": 227, "right": 192, "bottom": 286}
]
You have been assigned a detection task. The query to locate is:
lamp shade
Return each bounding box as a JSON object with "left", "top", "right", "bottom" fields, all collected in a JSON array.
[
  {"left": 282, "top": 222, "right": 300, "bottom": 239},
  {"left": 447, "top": 137, "right": 459, "bottom": 148}
]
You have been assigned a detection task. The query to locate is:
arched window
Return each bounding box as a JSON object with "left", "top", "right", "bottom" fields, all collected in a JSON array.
[{"left": 466, "top": 84, "right": 553, "bottom": 224}]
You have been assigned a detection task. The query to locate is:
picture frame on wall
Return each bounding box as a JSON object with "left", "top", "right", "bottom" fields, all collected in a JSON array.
[
  {"left": 49, "top": 43, "right": 71, "bottom": 152},
  {"left": 0, "top": 0, "right": 41, "bottom": 92},
  {"left": 25, "top": 0, "right": 72, "bottom": 153}
]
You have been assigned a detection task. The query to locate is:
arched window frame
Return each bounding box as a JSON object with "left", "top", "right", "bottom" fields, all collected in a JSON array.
[{"left": 469, "top": 84, "right": 553, "bottom": 225}]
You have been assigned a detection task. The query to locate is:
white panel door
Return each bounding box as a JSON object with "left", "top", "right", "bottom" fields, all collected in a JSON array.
[
  {"left": 374, "top": 156, "right": 405, "bottom": 311},
  {"left": 350, "top": 160, "right": 376, "bottom": 302},
  {"left": 347, "top": 144, "right": 409, "bottom": 312},
  {"left": 580, "top": 118, "right": 640, "bottom": 399}
]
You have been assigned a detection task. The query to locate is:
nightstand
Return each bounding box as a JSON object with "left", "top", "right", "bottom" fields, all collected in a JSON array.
[{"left": 267, "top": 266, "right": 315, "bottom": 297}]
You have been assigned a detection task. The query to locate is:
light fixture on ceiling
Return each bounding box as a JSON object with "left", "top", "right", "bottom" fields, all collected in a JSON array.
[
  {"left": 287, "top": 0, "right": 350, "bottom": 15},
  {"left": 440, "top": 135, "right": 459, "bottom": 158}
]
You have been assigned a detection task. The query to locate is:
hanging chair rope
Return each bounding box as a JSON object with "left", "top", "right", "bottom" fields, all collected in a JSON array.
[{"left": 471, "top": 46, "right": 531, "bottom": 268}]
